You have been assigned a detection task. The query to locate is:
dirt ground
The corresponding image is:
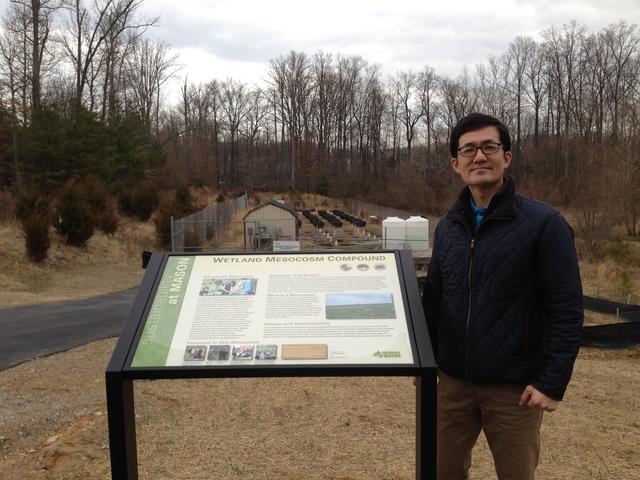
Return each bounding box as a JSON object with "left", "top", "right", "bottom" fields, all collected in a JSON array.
[
  {"left": 0, "top": 339, "right": 638, "bottom": 479},
  {"left": 1, "top": 194, "right": 639, "bottom": 479}
]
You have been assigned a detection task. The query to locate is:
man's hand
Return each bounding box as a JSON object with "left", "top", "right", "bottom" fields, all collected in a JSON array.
[{"left": 518, "top": 385, "right": 559, "bottom": 412}]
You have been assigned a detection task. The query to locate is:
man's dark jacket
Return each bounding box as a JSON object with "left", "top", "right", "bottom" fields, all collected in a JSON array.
[{"left": 422, "top": 177, "right": 583, "bottom": 400}]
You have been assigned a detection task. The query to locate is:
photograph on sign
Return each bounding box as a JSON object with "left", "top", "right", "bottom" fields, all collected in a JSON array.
[
  {"left": 130, "top": 252, "right": 415, "bottom": 368},
  {"left": 199, "top": 277, "right": 257, "bottom": 296},
  {"left": 325, "top": 293, "right": 396, "bottom": 320}
]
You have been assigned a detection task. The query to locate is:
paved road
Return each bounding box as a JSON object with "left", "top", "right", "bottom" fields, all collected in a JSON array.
[{"left": 0, "top": 288, "right": 138, "bottom": 371}]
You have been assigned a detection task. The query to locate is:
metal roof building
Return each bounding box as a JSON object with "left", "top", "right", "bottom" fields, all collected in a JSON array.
[{"left": 243, "top": 200, "right": 300, "bottom": 249}]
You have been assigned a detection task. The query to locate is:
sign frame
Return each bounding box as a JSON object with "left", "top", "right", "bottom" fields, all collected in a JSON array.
[{"left": 106, "top": 249, "right": 436, "bottom": 479}]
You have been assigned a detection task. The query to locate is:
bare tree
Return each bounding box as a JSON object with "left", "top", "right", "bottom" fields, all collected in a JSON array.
[
  {"left": 542, "top": 21, "right": 587, "bottom": 186},
  {"left": 506, "top": 37, "right": 532, "bottom": 152},
  {"left": 524, "top": 38, "right": 547, "bottom": 143},
  {"left": 417, "top": 65, "right": 439, "bottom": 171},
  {"left": 474, "top": 56, "right": 512, "bottom": 123},
  {"left": 0, "top": 23, "right": 23, "bottom": 187},
  {"left": 99, "top": 3, "right": 154, "bottom": 121},
  {"left": 241, "top": 88, "right": 269, "bottom": 187},
  {"left": 220, "top": 78, "right": 250, "bottom": 184},
  {"left": 125, "top": 38, "right": 179, "bottom": 135},
  {"left": 9, "top": 0, "right": 58, "bottom": 111},
  {"left": 60, "top": 0, "right": 152, "bottom": 109},
  {"left": 439, "top": 70, "right": 477, "bottom": 130},
  {"left": 390, "top": 70, "right": 424, "bottom": 163},
  {"left": 310, "top": 51, "right": 336, "bottom": 167},
  {"left": 602, "top": 21, "right": 640, "bottom": 138},
  {"left": 267, "top": 51, "right": 311, "bottom": 187},
  {"left": 360, "top": 64, "right": 385, "bottom": 176}
]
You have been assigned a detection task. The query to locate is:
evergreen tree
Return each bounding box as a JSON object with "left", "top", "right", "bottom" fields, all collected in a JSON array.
[{"left": 17, "top": 105, "right": 165, "bottom": 192}]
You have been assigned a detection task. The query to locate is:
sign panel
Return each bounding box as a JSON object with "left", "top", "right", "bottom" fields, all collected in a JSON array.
[
  {"left": 273, "top": 240, "right": 300, "bottom": 252},
  {"left": 130, "top": 252, "right": 414, "bottom": 368}
]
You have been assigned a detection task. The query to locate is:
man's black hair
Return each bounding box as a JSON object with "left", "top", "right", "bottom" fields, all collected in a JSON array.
[{"left": 449, "top": 112, "right": 511, "bottom": 157}]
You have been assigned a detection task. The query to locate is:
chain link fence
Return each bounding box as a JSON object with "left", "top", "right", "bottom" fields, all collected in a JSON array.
[
  {"left": 170, "top": 193, "right": 249, "bottom": 252},
  {"left": 169, "top": 195, "right": 436, "bottom": 264}
]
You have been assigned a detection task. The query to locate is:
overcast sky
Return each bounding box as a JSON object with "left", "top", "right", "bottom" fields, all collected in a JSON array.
[
  {"left": 2, "top": 0, "right": 640, "bottom": 102},
  {"left": 134, "top": 0, "right": 640, "bottom": 102}
]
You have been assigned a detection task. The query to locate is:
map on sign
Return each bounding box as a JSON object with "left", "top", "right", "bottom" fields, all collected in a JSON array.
[{"left": 130, "top": 252, "right": 415, "bottom": 367}]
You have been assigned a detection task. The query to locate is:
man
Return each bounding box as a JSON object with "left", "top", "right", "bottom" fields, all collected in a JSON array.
[{"left": 422, "top": 113, "right": 583, "bottom": 480}]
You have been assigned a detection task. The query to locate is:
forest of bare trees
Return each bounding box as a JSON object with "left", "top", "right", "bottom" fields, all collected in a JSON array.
[{"left": 0, "top": 1, "right": 639, "bottom": 240}]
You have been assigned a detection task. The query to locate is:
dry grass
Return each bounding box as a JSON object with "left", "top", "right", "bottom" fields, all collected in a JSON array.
[
  {"left": 547, "top": 209, "right": 640, "bottom": 304},
  {"left": 0, "top": 339, "right": 638, "bottom": 479},
  {"left": 0, "top": 217, "right": 155, "bottom": 308},
  {"left": 580, "top": 256, "right": 640, "bottom": 304},
  {"left": 0, "top": 190, "right": 15, "bottom": 222}
]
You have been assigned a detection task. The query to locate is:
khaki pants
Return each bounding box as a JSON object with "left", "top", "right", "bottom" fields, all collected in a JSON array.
[{"left": 437, "top": 371, "right": 543, "bottom": 480}]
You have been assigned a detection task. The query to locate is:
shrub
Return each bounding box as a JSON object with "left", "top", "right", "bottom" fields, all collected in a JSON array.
[
  {"left": 54, "top": 182, "right": 96, "bottom": 247},
  {"left": 118, "top": 181, "right": 159, "bottom": 221},
  {"left": 15, "top": 190, "right": 51, "bottom": 262},
  {"left": 15, "top": 190, "right": 49, "bottom": 222},
  {"left": 134, "top": 181, "right": 159, "bottom": 220},
  {"left": 603, "top": 238, "right": 636, "bottom": 267},
  {"left": 154, "top": 202, "right": 177, "bottom": 250},
  {"left": 118, "top": 189, "right": 136, "bottom": 217},
  {"left": 288, "top": 190, "right": 303, "bottom": 206},
  {"left": 315, "top": 175, "right": 329, "bottom": 196},
  {"left": 23, "top": 215, "right": 51, "bottom": 262},
  {"left": 82, "top": 175, "right": 109, "bottom": 213},
  {"left": 81, "top": 175, "right": 119, "bottom": 235},
  {"left": 97, "top": 207, "right": 119, "bottom": 235},
  {"left": 174, "top": 181, "right": 194, "bottom": 215},
  {"left": 154, "top": 181, "right": 201, "bottom": 250}
]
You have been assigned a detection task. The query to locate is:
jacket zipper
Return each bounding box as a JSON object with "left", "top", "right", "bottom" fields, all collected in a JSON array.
[
  {"left": 524, "top": 306, "right": 530, "bottom": 360},
  {"left": 465, "top": 236, "right": 476, "bottom": 377},
  {"left": 450, "top": 199, "right": 510, "bottom": 378}
]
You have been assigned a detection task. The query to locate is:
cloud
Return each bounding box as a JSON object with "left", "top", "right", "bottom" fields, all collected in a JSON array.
[
  {"left": 3, "top": 0, "right": 636, "bottom": 102},
  {"left": 137, "top": 0, "right": 638, "bottom": 103}
]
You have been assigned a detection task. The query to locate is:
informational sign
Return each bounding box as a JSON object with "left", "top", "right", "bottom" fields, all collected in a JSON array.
[
  {"left": 130, "top": 252, "right": 414, "bottom": 367},
  {"left": 273, "top": 240, "right": 300, "bottom": 252}
]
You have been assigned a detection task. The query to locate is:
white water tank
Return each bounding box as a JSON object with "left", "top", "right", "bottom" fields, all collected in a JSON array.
[
  {"left": 382, "top": 217, "right": 406, "bottom": 249},
  {"left": 405, "top": 216, "right": 429, "bottom": 253}
]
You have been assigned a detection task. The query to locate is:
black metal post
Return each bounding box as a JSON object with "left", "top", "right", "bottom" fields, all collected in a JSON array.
[
  {"left": 416, "top": 371, "right": 437, "bottom": 480},
  {"left": 106, "top": 372, "right": 138, "bottom": 479}
]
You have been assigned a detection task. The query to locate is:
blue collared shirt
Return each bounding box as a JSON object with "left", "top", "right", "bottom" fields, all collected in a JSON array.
[{"left": 470, "top": 198, "right": 487, "bottom": 229}]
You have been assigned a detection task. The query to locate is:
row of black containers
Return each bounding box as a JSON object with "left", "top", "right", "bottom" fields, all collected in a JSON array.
[{"left": 301, "top": 209, "right": 367, "bottom": 229}]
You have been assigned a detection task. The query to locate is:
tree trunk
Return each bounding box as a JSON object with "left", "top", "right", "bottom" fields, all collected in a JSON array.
[{"left": 31, "top": 0, "right": 41, "bottom": 110}]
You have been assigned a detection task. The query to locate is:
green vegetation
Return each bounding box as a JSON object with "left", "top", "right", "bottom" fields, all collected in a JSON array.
[
  {"left": 325, "top": 303, "right": 396, "bottom": 320},
  {"left": 53, "top": 181, "right": 97, "bottom": 247},
  {"left": 17, "top": 106, "right": 163, "bottom": 193},
  {"left": 5, "top": 103, "right": 165, "bottom": 260}
]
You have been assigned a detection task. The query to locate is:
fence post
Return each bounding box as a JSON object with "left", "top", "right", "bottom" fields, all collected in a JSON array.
[{"left": 170, "top": 216, "right": 175, "bottom": 252}]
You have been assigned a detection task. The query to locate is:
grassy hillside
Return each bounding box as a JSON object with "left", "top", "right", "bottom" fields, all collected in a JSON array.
[{"left": 0, "top": 218, "right": 154, "bottom": 308}]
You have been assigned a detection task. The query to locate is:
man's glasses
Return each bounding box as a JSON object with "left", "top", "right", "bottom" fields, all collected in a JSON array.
[{"left": 457, "top": 142, "right": 503, "bottom": 158}]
